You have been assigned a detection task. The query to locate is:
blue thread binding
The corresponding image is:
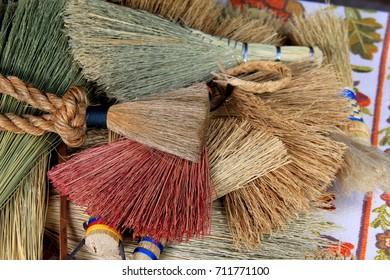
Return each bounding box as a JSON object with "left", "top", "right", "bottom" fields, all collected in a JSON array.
[
  {"left": 141, "top": 237, "right": 164, "bottom": 253},
  {"left": 242, "top": 43, "right": 248, "bottom": 62},
  {"left": 86, "top": 106, "right": 109, "bottom": 129},
  {"left": 133, "top": 248, "right": 158, "bottom": 260},
  {"left": 275, "top": 46, "right": 281, "bottom": 62}
]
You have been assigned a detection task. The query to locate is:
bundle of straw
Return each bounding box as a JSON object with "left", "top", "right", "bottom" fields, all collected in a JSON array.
[
  {"left": 288, "top": 11, "right": 390, "bottom": 194},
  {"left": 64, "top": 0, "right": 322, "bottom": 102},
  {"left": 45, "top": 193, "right": 338, "bottom": 260}
]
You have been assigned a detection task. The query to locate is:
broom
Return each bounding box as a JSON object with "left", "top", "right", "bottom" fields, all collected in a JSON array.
[
  {"left": 63, "top": 0, "right": 322, "bottom": 102},
  {"left": 288, "top": 11, "right": 390, "bottom": 194},
  {"left": 48, "top": 139, "right": 213, "bottom": 243},
  {"left": 45, "top": 192, "right": 339, "bottom": 260},
  {"left": 212, "top": 61, "right": 348, "bottom": 248},
  {"left": 0, "top": 75, "right": 210, "bottom": 162}
]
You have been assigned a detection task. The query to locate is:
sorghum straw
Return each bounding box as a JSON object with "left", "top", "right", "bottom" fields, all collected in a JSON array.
[{"left": 64, "top": 0, "right": 322, "bottom": 102}]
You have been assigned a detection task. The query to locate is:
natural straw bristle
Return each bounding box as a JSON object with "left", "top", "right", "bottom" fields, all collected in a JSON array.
[
  {"left": 64, "top": 0, "right": 322, "bottom": 101},
  {"left": 207, "top": 118, "right": 290, "bottom": 199},
  {"left": 107, "top": 83, "right": 210, "bottom": 162},
  {"left": 47, "top": 139, "right": 212, "bottom": 243},
  {"left": 45, "top": 194, "right": 338, "bottom": 260},
  {"left": 331, "top": 133, "right": 390, "bottom": 194}
]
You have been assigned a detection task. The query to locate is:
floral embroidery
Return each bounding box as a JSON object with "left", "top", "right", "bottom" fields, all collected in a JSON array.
[{"left": 375, "top": 230, "right": 390, "bottom": 255}]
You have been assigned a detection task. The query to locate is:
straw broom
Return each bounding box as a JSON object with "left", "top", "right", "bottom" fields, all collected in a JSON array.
[
  {"left": 288, "top": 11, "right": 390, "bottom": 194},
  {"left": 48, "top": 138, "right": 213, "bottom": 243},
  {"left": 64, "top": 0, "right": 322, "bottom": 102},
  {"left": 0, "top": 78, "right": 210, "bottom": 162},
  {"left": 212, "top": 61, "right": 348, "bottom": 248},
  {"left": 45, "top": 192, "right": 338, "bottom": 260}
]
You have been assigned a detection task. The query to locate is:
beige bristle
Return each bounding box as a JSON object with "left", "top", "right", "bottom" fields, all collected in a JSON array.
[
  {"left": 207, "top": 118, "right": 290, "bottom": 199},
  {"left": 331, "top": 132, "right": 390, "bottom": 194},
  {"left": 107, "top": 83, "right": 210, "bottom": 162}
]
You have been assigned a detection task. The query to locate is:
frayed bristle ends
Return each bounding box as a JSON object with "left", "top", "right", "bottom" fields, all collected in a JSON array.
[
  {"left": 107, "top": 83, "right": 210, "bottom": 162},
  {"left": 47, "top": 139, "right": 213, "bottom": 243},
  {"left": 332, "top": 132, "right": 390, "bottom": 194}
]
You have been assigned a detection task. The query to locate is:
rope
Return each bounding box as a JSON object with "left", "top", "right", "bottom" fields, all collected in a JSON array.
[
  {"left": 213, "top": 61, "right": 292, "bottom": 95},
  {"left": 0, "top": 74, "right": 88, "bottom": 147}
]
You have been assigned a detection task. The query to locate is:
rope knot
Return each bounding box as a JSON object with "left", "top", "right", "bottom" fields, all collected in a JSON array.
[
  {"left": 51, "top": 86, "right": 88, "bottom": 147},
  {"left": 0, "top": 74, "right": 89, "bottom": 147}
]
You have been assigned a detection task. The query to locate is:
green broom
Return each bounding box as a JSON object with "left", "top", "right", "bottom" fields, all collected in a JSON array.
[{"left": 64, "top": 0, "right": 322, "bottom": 102}]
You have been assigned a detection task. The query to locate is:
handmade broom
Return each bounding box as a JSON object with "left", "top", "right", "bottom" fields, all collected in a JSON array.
[
  {"left": 45, "top": 193, "right": 340, "bottom": 260},
  {"left": 212, "top": 61, "right": 348, "bottom": 248},
  {"left": 48, "top": 138, "right": 213, "bottom": 243},
  {"left": 288, "top": 11, "right": 390, "bottom": 194},
  {"left": 63, "top": 0, "right": 322, "bottom": 102},
  {"left": 0, "top": 75, "right": 210, "bottom": 162}
]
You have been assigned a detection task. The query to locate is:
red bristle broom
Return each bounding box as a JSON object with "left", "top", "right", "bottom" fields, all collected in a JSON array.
[{"left": 47, "top": 139, "right": 213, "bottom": 244}]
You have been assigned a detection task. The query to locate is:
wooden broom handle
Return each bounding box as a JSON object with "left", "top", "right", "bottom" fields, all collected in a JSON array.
[{"left": 0, "top": 73, "right": 88, "bottom": 147}]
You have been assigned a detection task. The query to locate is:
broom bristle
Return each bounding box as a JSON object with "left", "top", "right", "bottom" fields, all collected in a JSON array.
[
  {"left": 47, "top": 139, "right": 212, "bottom": 243},
  {"left": 107, "top": 83, "right": 210, "bottom": 162},
  {"left": 331, "top": 133, "right": 390, "bottom": 194},
  {"left": 64, "top": 0, "right": 322, "bottom": 102},
  {"left": 207, "top": 118, "right": 290, "bottom": 199}
]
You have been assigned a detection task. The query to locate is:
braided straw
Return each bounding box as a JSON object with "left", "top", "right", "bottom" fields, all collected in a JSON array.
[
  {"left": 212, "top": 61, "right": 292, "bottom": 95},
  {"left": 0, "top": 74, "right": 88, "bottom": 147}
]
